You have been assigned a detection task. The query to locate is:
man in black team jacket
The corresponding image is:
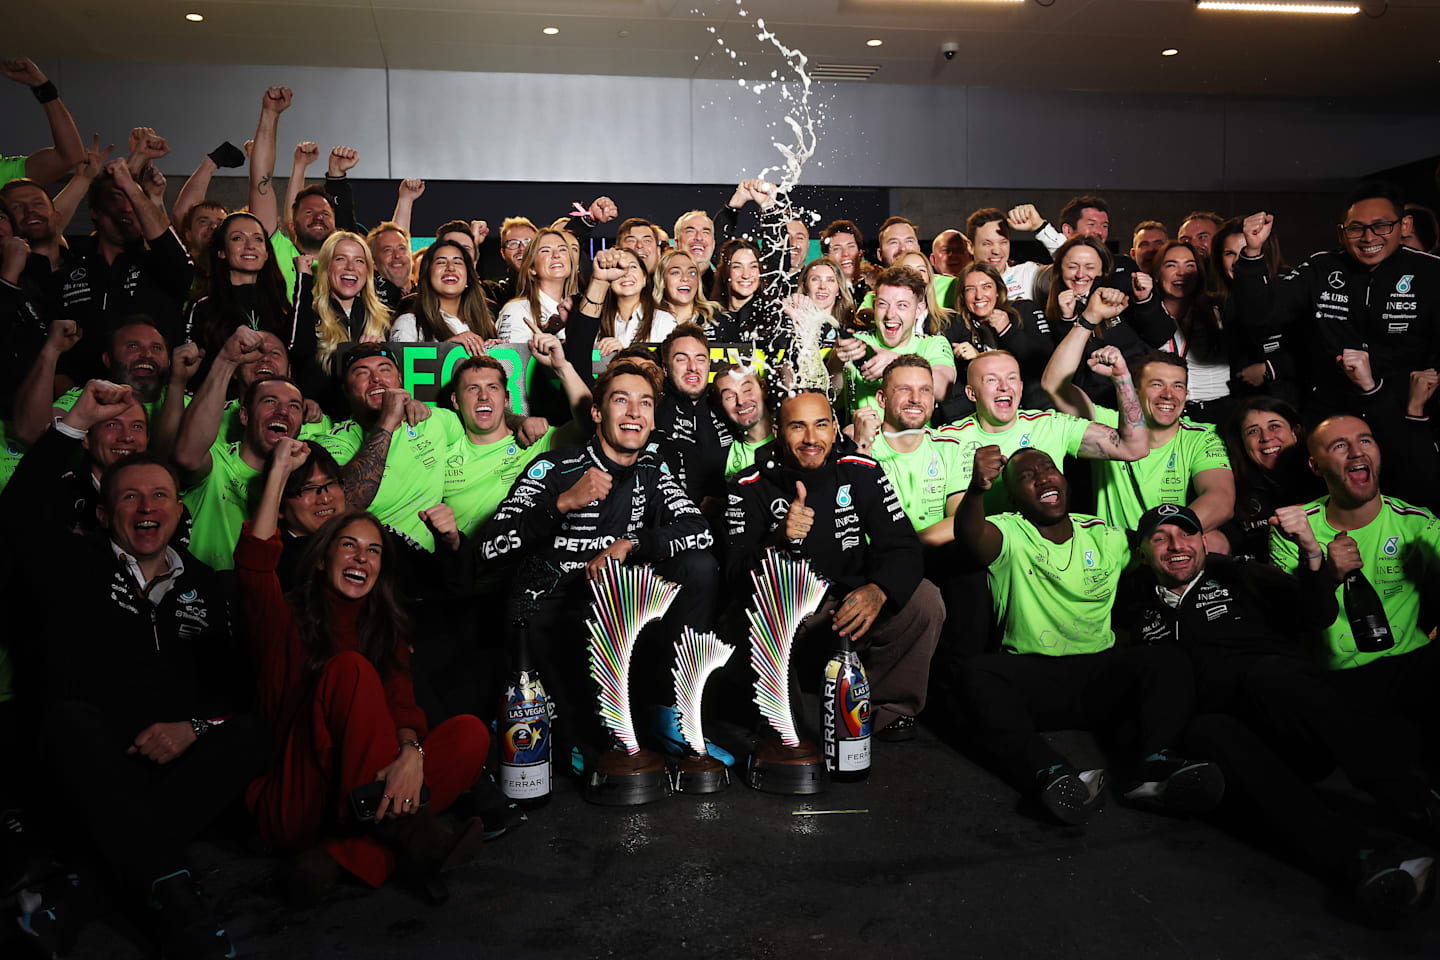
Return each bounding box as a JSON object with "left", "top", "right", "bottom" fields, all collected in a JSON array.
[
  {"left": 1130, "top": 504, "right": 1437, "bottom": 915},
  {"left": 1233, "top": 181, "right": 1440, "bottom": 416},
  {"left": 649, "top": 323, "right": 733, "bottom": 511},
  {"left": 476, "top": 362, "right": 718, "bottom": 765},
  {"left": 0, "top": 380, "right": 267, "bottom": 959},
  {"left": 726, "top": 390, "right": 943, "bottom": 740}
]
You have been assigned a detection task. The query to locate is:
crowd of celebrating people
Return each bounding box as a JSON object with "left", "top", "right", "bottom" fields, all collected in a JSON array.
[{"left": 4, "top": 60, "right": 1440, "bottom": 957}]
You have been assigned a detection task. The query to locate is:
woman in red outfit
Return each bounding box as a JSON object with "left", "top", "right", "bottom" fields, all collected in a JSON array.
[{"left": 235, "top": 436, "right": 489, "bottom": 904}]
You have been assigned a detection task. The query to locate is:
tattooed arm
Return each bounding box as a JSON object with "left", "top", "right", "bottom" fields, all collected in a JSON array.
[
  {"left": 339, "top": 389, "right": 407, "bottom": 509},
  {"left": 1076, "top": 350, "right": 1149, "bottom": 461},
  {"left": 248, "top": 86, "right": 292, "bottom": 236}
]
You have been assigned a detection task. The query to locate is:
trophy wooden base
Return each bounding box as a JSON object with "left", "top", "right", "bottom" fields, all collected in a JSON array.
[
  {"left": 584, "top": 748, "right": 671, "bottom": 806},
  {"left": 745, "top": 739, "right": 828, "bottom": 795},
  {"left": 668, "top": 754, "right": 730, "bottom": 794}
]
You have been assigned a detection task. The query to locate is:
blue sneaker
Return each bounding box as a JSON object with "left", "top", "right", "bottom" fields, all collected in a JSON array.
[{"left": 650, "top": 705, "right": 735, "bottom": 767}]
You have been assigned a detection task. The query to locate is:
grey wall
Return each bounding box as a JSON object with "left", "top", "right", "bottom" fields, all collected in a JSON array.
[{"left": 3, "top": 59, "right": 1437, "bottom": 194}]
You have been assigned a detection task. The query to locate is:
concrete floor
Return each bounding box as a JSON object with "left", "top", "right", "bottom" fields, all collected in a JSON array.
[{"left": 45, "top": 722, "right": 1440, "bottom": 959}]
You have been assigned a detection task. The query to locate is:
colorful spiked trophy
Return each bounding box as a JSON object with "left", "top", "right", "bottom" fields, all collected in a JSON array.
[
  {"left": 745, "top": 549, "right": 830, "bottom": 794},
  {"left": 584, "top": 559, "right": 679, "bottom": 805},
  {"left": 668, "top": 627, "right": 736, "bottom": 794}
]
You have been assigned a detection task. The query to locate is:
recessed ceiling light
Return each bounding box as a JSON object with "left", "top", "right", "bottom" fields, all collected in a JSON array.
[
  {"left": 542, "top": 26, "right": 559, "bottom": 35},
  {"left": 185, "top": 12, "right": 204, "bottom": 21},
  {"left": 1162, "top": 48, "right": 1179, "bottom": 56},
  {"left": 866, "top": 38, "right": 884, "bottom": 47},
  {"left": 1195, "top": 1, "right": 1359, "bottom": 13}
]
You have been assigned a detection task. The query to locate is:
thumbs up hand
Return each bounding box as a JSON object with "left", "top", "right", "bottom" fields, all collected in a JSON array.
[{"left": 785, "top": 480, "right": 815, "bottom": 542}]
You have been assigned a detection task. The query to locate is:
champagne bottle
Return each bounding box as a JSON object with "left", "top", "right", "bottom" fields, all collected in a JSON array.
[
  {"left": 821, "top": 634, "right": 872, "bottom": 781},
  {"left": 498, "top": 619, "right": 553, "bottom": 807},
  {"left": 1344, "top": 570, "right": 1394, "bottom": 653}
]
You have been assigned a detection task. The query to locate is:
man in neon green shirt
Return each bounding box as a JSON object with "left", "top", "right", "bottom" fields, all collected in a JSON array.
[
  {"left": 864, "top": 355, "right": 967, "bottom": 540},
  {"left": 314, "top": 345, "right": 464, "bottom": 551},
  {"left": 1044, "top": 320, "right": 1235, "bottom": 533},
  {"left": 954, "top": 443, "right": 1222, "bottom": 826},
  {"left": 830, "top": 265, "right": 957, "bottom": 415},
  {"left": 442, "top": 330, "right": 590, "bottom": 537},
  {"left": 940, "top": 299, "right": 1149, "bottom": 516},
  {"left": 1270, "top": 416, "right": 1440, "bottom": 685},
  {"left": 174, "top": 327, "right": 307, "bottom": 570},
  {"left": 712, "top": 360, "right": 771, "bottom": 481}
]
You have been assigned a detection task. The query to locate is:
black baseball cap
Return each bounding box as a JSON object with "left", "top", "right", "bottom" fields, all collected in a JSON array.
[
  {"left": 1136, "top": 503, "right": 1203, "bottom": 538},
  {"left": 340, "top": 343, "right": 400, "bottom": 378}
]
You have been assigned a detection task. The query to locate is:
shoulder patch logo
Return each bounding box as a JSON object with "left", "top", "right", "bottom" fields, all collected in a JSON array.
[
  {"left": 527, "top": 460, "right": 553, "bottom": 480},
  {"left": 836, "top": 484, "right": 852, "bottom": 507},
  {"left": 1396, "top": 274, "right": 1414, "bottom": 295},
  {"left": 1383, "top": 535, "right": 1399, "bottom": 557}
]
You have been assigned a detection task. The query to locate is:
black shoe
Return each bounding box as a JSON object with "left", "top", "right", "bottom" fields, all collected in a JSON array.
[
  {"left": 1355, "top": 846, "right": 1434, "bottom": 924},
  {"left": 149, "top": 870, "right": 235, "bottom": 960},
  {"left": 15, "top": 869, "right": 88, "bottom": 959},
  {"left": 875, "top": 715, "right": 916, "bottom": 743},
  {"left": 1122, "top": 752, "right": 1225, "bottom": 814},
  {"left": 1036, "top": 764, "right": 1106, "bottom": 825},
  {"left": 452, "top": 774, "right": 528, "bottom": 841}
]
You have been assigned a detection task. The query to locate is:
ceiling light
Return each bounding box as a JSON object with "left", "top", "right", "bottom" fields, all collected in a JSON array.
[
  {"left": 1195, "top": 1, "right": 1359, "bottom": 13},
  {"left": 185, "top": 12, "right": 204, "bottom": 21},
  {"left": 542, "top": 26, "right": 559, "bottom": 35},
  {"left": 866, "top": 38, "right": 884, "bottom": 47},
  {"left": 1161, "top": 48, "right": 1179, "bottom": 56}
]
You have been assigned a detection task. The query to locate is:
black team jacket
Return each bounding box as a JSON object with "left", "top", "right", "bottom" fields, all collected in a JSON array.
[
  {"left": 725, "top": 435, "right": 922, "bottom": 610},
  {"left": 649, "top": 381, "right": 734, "bottom": 504}
]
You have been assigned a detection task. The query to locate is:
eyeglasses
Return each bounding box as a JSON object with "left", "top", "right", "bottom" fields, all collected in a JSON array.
[
  {"left": 297, "top": 480, "right": 338, "bottom": 498},
  {"left": 1341, "top": 219, "right": 1399, "bottom": 239},
  {"left": 503, "top": 238, "right": 531, "bottom": 251}
]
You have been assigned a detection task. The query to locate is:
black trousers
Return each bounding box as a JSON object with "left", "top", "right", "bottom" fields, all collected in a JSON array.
[
  {"left": 958, "top": 645, "right": 1196, "bottom": 784},
  {"left": 45, "top": 701, "right": 269, "bottom": 895},
  {"left": 508, "top": 551, "right": 719, "bottom": 761},
  {"left": 1323, "top": 642, "right": 1440, "bottom": 771}
]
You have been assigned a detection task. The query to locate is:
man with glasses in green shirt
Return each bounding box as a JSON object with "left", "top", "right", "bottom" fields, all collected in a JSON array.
[{"left": 954, "top": 443, "right": 1223, "bottom": 826}]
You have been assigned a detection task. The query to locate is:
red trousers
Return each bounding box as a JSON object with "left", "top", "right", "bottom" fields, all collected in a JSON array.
[{"left": 246, "top": 651, "right": 489, "bottom": 887}]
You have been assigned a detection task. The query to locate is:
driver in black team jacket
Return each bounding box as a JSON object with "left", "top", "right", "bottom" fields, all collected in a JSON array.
[
  {"left": 725, "top": 390, "right": 943, "bottom": 740},
  {"left": 475, "top": 361, "right": 718, "bottom": 768}
]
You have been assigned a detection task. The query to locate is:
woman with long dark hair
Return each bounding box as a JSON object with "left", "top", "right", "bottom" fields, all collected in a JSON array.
[
  {"left": 185, "top": 212, "right": 293, "bottom": 377},
  {"left": 1215, "top": 396, "right": 1320, "bottom": 559},
  {"left": 389, "top": 241, "right": 496, "bottom": 355},
  {"left": 1130, "top": 239, "right": 1237, "bottom": 423},
  {"left": 1209, "top": 217, "right": 1298, "bottom": 406},
  {"left": 594, "top": 246, "right": 673, "bottom": 354},
  {"left": 236, "top": 438, "right": 488, "bottom": 905}
]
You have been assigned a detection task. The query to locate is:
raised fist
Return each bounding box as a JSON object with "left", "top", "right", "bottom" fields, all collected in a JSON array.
[
  {"left": 1243, "top": 212, "right": 1273, "bottom": 258},
  {"left": 970, "top": 444, "right": 1006, "bottom": 492},
  {"left": 294, "top": 141, "right": 320, "bottom": 166},
  {"left": 591, "top": 246, "right": 629, "bottom": 282},
  {"left": 588, "top": 196, "right": 618, "bottom": 223},
  {"left": 1006, "top": 204, "right": 1044, "bottom": 233},
  {"left": 1086, "top": 345, "right": 1130, "bottom": 380},
  {"left": 398, "top": 178, "right": 426, "bottom": 201},
  {"left": 557, "top": 466, "right": 612, "bottom": 514},
  {"left": 328, "top": 146, "right": 359, "bottom": 176},
  {"left": 263, "top": 86, "right": 293, "bottom": 114},
  {"left": 1131, "top": 271, "right": 1154, "bottom": 302},
  {"left": 0, "top": 57, "right": 47, "bottom": 87}
]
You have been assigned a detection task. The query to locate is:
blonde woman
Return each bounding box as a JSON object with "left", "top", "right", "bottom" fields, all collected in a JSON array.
[
  {"left": 495, "top": 228, "right": 573, "bottom": 343},
  {"left": 293, "top": 230, "right": 392, "bottom": 377},
  {"left": 651, "top": 249, "right": 719, "bottom": 329}
]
